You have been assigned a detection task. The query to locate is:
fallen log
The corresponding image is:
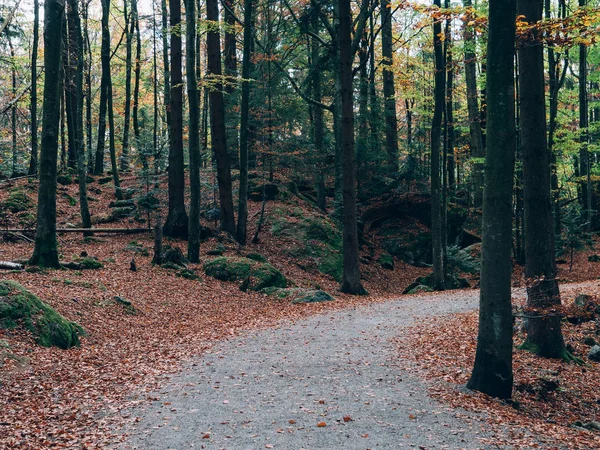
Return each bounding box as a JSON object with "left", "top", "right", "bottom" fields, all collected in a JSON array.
[{"left": 0, "top": 261, "right": 23, "bottom": 270}]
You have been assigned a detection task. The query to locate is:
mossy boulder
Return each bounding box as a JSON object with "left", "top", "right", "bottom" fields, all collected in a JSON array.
[
  {"left": 62, "top": 257, "right": 103, "bottom": 270},
  {"left": 204, "top": 257, "right": 287, "bottom": 291},
  {"left": 0, "top": 280, "right": 83, "bottom": 349},
  {"left": 163, "top": 245, "right": 188, "bottom": 266},
  {"left": 246, "top": 252, "right": 267, "bottom": 263},
  {"left": 207, "top": 244, "right": 226, "bottom": 256},
  {"left": 262, "top": 287, "right": 334, "bottom": 304},
  {"left": 403, "top": 272, "right": 470, "bottom": 294},
  {"left": 57, "top": 174, "right": 73, "bottom": 185},
  {"left": 1, "top": 190, "right": 32, "bottom": 213},
  {"left": 378, "top": 253, "right": 394, "bottom": 270},
  {"left": 125, "top": 241, "right": 149, "bottom": 256}
]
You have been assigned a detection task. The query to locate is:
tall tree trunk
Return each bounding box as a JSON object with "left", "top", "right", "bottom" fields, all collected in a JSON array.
[
  {"left": 28, "top": 0, "right": 39, "bottom": 176},
  {"left": 312, "top": 6, "right": 326, "bottom": 212},
  {"left": 467, "top": 0, "right": 516, "bottom": 400},
  {"left": 207, "top": 0, "right": 236, "bottom": 236},
  {"left": 121, "top": 0, "right": 133, "bottom": 171},
  {"left": 431, "top": 0, "right": 446, "bottom": 291},
  {"left": 132, "top": 0, "right": 144, "bottom": 169},
  {"left": 161, "top": 0, "right": 171, "bottom": 142},
  {"left": 381, "top": 0, "right": 399, "bottom": 175},
  {"left": 10, "top": 40, "right": 18, "bottom": 177},
  {"left": 445, "top": 16, "right": 455, "bottom": 191},
  {"left": 237, "top": 0, "right": 254, "bottom": 245},
  {"left": 339, "top": 0, "right": 366, "bottom": 295},
  {"left": 107, "top": 77, "right": 123, "bottom": 200},
  {"left": 368, "top": 0, "right": 380, "bottom": 166},
  {"left": 163, "top": 0, "right": 189, "bottom": 237},
  {"left": 66, "top": 0, "right": 92, "bottom": 234},
  {"left": 518, "top": 0, "right": 566, "bottom": 359},
  {"left": 83, "top": 0, "right": 93, "bottom": 173},
  {"left": 31, "top": 0, "right": 65, "bottom": 268},
  {"left": 186, "top": 0, "right": 201, "bottom": 261},
  {"left": 224, "top": 0, "right": 239, "bottom": 169},
  {"left": 94, "top": 0, "right": 110, "bottom": 175},
  {"left": 578, "top": 0, "right": 590, "bottom": 231},
  {"left": 463, "top": 0, "right": 484, "bottom": 207}
]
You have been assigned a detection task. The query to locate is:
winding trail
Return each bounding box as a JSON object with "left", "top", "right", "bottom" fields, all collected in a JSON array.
[{"left": 121, "top": 290, "right": 496, "bottom": 449}]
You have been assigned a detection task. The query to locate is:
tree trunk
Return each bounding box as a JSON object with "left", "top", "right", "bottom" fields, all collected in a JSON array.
[
  {"left": 431, "top": 0, "right": 446, "bottom": 291},
  {"left": 94, "top": 0, "right": 110, "bottom": 175},
  {"left": 578, "top": 0, "right": 590, "bottom": 231},
  {"left": 83, "top": 0, "right": 93, "bottom": 173},
  {"left": 237, "top": 0, "right": 254, "bottom": 245},
  {"left": 186, "top": 0, "right": 201, "bottom": 262},
  {"left": 339, "top": 0, "right": 366, "bottom": 295},
  {"left": 30, "top": 0, "right": 65, "bottom": 268},
  {"left": 224, "top": 0, "right": 239, "bottom": 169},
  {"left": 132, "top": 0, "right": 144, "bottom": 170},
  {"left": 107, "top": 76, "right": 123, "bottom": 200},
  {"left": 65, "top": 0, "right": 92, "bottom": 233},
  {"left": 207, "top": 0, "right": 236, "bottom": 236},
  {"left": 463, "top": 0, "right": 484, "bottom": 207},
  {"left": 467, "top": 0, "right": 516, "bottom": 399},
  {"left": 312, "top": 6, "right": 326, "bottom": 212},
  {"left": 381, "top": 0, "right": 399, "bottom": 175},
  {"left": 163, "top": 0, "right": 189, "bottom": 238},
  {"left": 161, "top": 0, "right": 171, "bottom": 139},
  {"left": 121, "top": 0, "right": 133, "bottom": 171},
  {"left": 445, "top": 16, "right": 455, "bottom": 191},
  {"left": 10, "top": 41, "right": 18, "bottom": 177},
  {"left": 28, "top": 0, "right": 39, "bottom": 176},
  {"left": 518, "top": 0, "right": 566, "bottom": 358}
]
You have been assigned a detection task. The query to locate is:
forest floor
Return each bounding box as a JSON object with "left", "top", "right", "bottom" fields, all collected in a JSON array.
[{"left": 1, "top": 173, "right": 600, "bottom": 448}]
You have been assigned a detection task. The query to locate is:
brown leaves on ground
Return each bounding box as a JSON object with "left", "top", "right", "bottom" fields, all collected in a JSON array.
[{"left": 397, "top": 283, "right": 600, "bottom": 450}]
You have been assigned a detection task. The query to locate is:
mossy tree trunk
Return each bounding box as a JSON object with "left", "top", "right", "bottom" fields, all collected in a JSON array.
[
  {"left": 518, "top": 0, "right": 566, "bottom": 359},
  {"left": 31, "top": 0, "right": 65, "bottom": 268},
  {"left": 467, "top": 0, "right": 516, "bottom": 399}
]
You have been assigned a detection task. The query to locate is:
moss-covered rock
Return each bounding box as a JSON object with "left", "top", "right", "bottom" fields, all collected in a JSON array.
[
  {"left": 125, "top": 241, "right": 149, "bottom": 256},
  {"left": 207, "top": 244, "right": 226, "bottom": 256},
  {"left": 378, "top": 253, "right": 394, "bottom": 270},
  {"left": 246, "top": 252, "right": 267, "bottom": 262},
  {"left": 176, "top": 268, "right": 201, "bottom": 281},
  {"left": 163, "top": 245, "right": 188, "bottom": 266},
  {"left": 403, "top": 272, "right": 470, "bottom": 294},
  {"left": 63, "top": 257, "right": 103, "bottom": 270},
  {"left": 318, "top": 252, "right": 343, "bottom": 282},
  {"left": 204, "top": 257, "right": 287, "bottom": 291},
  {"left": 57, "top": 174, "right": 73, "bottom": 185},
  {"left": 262, "top": 287, "right": 334, "bottom": 304},
  {"left": 0, "top": 280, "right": 83, "bottom": 349},
  {"left": 1, "top": 190, "right": 32, "bottom": 213}
]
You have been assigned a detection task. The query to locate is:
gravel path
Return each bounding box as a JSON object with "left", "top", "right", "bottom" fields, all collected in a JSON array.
[{"left": 121, "top": 290, "right": 497, "bottom": 449}]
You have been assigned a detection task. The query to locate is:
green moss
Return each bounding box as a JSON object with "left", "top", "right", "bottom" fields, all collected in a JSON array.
[
  {"left": 57, "top": 174, "right": 73, "bottom": 185},
  {"left": 261, "top": 287, "right": 334, "bottom": 303},
  {"left": 406, "top": 285, "right": 434, "bottom": 295},
  {"left": 161, "top": 262, "right": 181, "bottom": 270},
  {"left": 176, "top": 268, "right": 201, "bottom": 280},
  {"left": 204, "top": 257, "right": 287, "bottom": 291},
  {"left": 0, "top": 280, "right": 83, "bottom": 349},
  {"left": 62, "top": 193, "right": 77, "bottom": 206},
  {"left": 125, "top": 242, "right": 149, "bottom": 256},
  {"left": 378, "top": 253, "right": 394, "bottom": 270},
  {"left": 207, "top": 244, "right": 226, "bottom": 256},
  {"left": 2, "top": 190, "right": 32, "bottom": 213},
  {"left": 246, "top": 252, "right": 267, "bottom": 262},
  {"left": 76, "top": 257, "right": 103, "bottom": 270},
  {"left": 318, "top": 253, "right": 344, "bottom": 282}
]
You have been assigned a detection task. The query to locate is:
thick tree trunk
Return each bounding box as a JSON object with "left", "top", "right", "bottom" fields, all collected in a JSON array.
[
  {"left": 161, "top": 0, "right": 171, "bottom": 136},
  {"left": 237, "top": 0, "right": 254, "bottom": 245},
  {"left": 30, "top": 0, "right": 65, "bottom": 268},
  {"left": 381, "top": 0, "right": 399, "bottom": 175},
  {"left": 186, "top": 0, "right": 201, "bottom": 262},
  {"left": 463, "top": 0, "right": 484, "bottom": 207},
  {"left": 339, "top": 0, "right": 366, "bottom": 295},
  {"left": 518, "top": 0, "right": 566, "bottom": 359},
  {"left": 223, "top": 0, "right": 239, "bottom": 169},
  {"left": 207, "top": 0, "right": 236, "bottom": 236},
  {"left": 28, "top": 0, "right": 39, "bottom": 176},
  {"left": 163, "top": 0, "right": 189, "bottom": 238},
  {"left": 467, "top": 0, "right": 516, "bottom": 399},
  {"left": 431, "top": 0, "right": 446, "bottom": 291}
]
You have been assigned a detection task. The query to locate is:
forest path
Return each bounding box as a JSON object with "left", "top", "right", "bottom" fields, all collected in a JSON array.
[{"left": 120, "top": 288, "right": 507, "bottom": 449}]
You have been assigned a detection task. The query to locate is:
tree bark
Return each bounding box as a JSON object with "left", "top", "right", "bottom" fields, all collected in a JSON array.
[
  {"left": 381, "top": 0, "right": 399, "bottom": 175},
  {"left": 121, "top": 0, "right": 133, "bottom": 171},
  {"left": 163, "top": 0, "right": 189, "bottom": 238},
  {"left": 578, "top": 0, "right": 590, "bottom": 231},
  {"left": 207, "top": 0, "right": 236, "bottom": 236},
  {"left": 94, "top": 0, "right": 110, "bottom": 175},
  {"left": 431, "top": 0, "right": 446, "bottom": 291},
  {"left": 237, "top": 0, "right": 254, "bottom": 245},
  {"left": 467, "top": 0, "right": 516, "bottom": 399},
  {"left": 339, "top": 0, "right": 366, "bottom": 295},
  {"left": 186, "top": 0, "right": 201, "bottom": 262},
  {"left": 28, "top": 0, "right": 40, "bottom": 176},
  {"left": 30, "top": 0, "right": 65, "bottom": 268},
  {"left": 518, "top": 0, "right": 566, "bottom": 358}
]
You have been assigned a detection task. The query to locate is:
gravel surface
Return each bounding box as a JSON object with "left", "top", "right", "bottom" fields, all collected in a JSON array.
[{"left": 121, "top": 290, "right": 498, "bottom": 449}]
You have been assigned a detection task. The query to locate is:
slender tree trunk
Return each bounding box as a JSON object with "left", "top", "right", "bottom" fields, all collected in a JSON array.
[
  {"left": 312, "top": 6, "right": 326, "bottom": 212},
  {"left": 463, "top": 0, "right": 484, "bottom": 207},
  {"left": 368, "top": 0, "right": 380, "bottom": 166},
  {"left": 132, "top": 0, "right": 144, "bottom": 170},
  {"left": 381, "top": 0, "right": 399, "bottom": 175},
  {"left": 431, "top": 0, "right": 446, "bottom": 291},
  {"left": 94, "top": 0, "right": 110, "bottom": 175},
  {"left": 121, "top": 0, "right": 133, "bottom": 171},
  {"left": 224, "top": 0, "right": 239, "bottom": 169},
  {"left": 164, "top": 0, "right": 189, "bottom": 237},
  {"left": 186, "top": 0, "right": 201, "bottom": 261},
  {"left": 339, "top": 0, "right": 366, "bottom": 295},
  {"left": 445, "top": 16, "right": 455, "bottom": 191},
  {"left": 83, "top": 0, "right": 93, "bottom": 173},
  {"left": 518, "top": 0, "right": 566, "bottom": 359},
  {"left": 161, "top": 0, "right": 171, "bottom": 141},
  {"left": 107, "top": 77, "right": 123, "bottom": 200},
  {"left": 66, "top": 0, "right": 92, "bottom": 233},
  {"left": 207, "top": 0, "right": 236, "bottom": 235},
  {"left": 237, "top": 0, "right": 254, "bottom": 245},
  {"left": 467, "top": 0, "right": 516, "bottom": 399},
  {"left": 31, "top": 0, "right": 65, "bottom": 268},
  {"left": 578, "top": 0, "right": 590, "bottom": 230},
  {"left": 28, "top": 0, "right": 39, "bottom": 176}
]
